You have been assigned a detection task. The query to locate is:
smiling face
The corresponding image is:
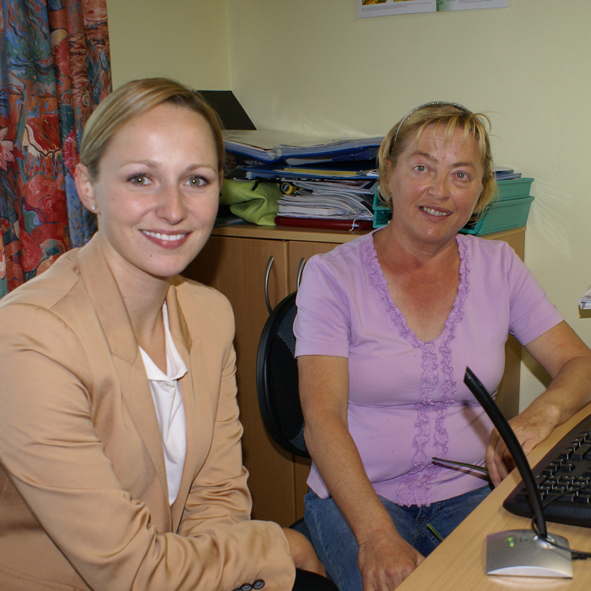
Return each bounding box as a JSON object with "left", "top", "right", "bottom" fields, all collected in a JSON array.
[
  {"left": 386, "top": 124, "right": 484, "bottom": 250},
  {"left": 76, "top": 102, "right": 220, "bottom": 286}
]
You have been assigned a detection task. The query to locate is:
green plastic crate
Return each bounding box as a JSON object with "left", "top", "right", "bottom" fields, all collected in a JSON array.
[
  {"left": 372, "top": 189, "right": 391, "bottom": 228},
  {"left": 496, "top": 178, "right": 534, "bottom": 201},
  {"left": 460, "top": 195, "right": 534, "bottom": 236}
]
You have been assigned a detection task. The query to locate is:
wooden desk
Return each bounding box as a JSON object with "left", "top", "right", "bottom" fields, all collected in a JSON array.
[{"left": 398, "top": 404, "right": 591, "bottom": 590}]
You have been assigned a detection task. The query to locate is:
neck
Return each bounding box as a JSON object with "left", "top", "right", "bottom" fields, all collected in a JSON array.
[
  {"left": 374, "top": 223, "right": 459, "bottom": 273},
  {"left": 98, "top": 234, "right": 170, "bottom": 337}
]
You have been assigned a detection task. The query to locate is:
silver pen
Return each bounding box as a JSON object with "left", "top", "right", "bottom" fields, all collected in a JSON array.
[{"left": 432, "top": 456, "right": 489, "bottom": 474}]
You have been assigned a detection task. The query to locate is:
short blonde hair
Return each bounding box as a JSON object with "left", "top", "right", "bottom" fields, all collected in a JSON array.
[
  {"left": 80, "top": 78, "right": 224, "bottom": 181},
  {"left": 378, "top": 102, "right": 496, "bottom": 214}
]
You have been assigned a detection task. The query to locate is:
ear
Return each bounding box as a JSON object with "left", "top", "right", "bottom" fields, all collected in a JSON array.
[
  {"left": 472, "top": 195, "right": 483, "bottom": 214},
  {"left": 472, "top": 180, "right": 486, "bottom": 213},
  {"left": 75, "top": 163, "right": 99, "bottom": 214}
]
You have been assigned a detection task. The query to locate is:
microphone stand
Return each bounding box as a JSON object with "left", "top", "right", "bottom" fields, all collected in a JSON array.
[{"left": 464, "top": 367, "right": 572, "bottom": 578}]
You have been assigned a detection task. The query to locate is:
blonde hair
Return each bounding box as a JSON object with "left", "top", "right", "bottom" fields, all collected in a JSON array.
[
  {"left": 378, "top": 102, "right": 496, "bottom": 214},
  {"left": 80, "top": 78, "right": 224, "bottom": 181}
]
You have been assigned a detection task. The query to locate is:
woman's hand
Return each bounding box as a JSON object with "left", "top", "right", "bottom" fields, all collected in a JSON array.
[
  {"left": 282, "top": 527, "right": 326, "bottom": 577},
  {"left": 485, "top": 407, "right": 558, "bottom": 487},
  {"left": 357, "top": 527, "right": 424, "bottom": 591},
  {"left": 487, "top": 321, "right": 591, "bottom": 487}
]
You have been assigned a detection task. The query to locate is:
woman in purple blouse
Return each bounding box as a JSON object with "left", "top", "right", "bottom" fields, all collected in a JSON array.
[{"left": 294, "top": 102, "right": 591, "bottom": 591}]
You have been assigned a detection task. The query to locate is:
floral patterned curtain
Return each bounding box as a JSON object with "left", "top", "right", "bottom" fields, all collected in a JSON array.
[{"left": 0, "top": 0, "right": 111, "bottom": 296}]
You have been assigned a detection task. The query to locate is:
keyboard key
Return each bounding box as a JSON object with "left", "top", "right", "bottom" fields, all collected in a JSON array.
[{"left": 571, "top": 443, "right": 591, "bottom": 460}]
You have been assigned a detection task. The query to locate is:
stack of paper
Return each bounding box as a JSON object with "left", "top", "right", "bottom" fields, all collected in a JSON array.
[
  {"left": 223, "top": 130, "right": 382, "bottom": 230},
  {"left": 494, "top": 167, "right": 522, "bottom": 181},
  {"left": 278, "top": 181, "right": 374, "bottom": 221},
  {"left": 580, "top": 286, "right": 591, "bottom": 310}
]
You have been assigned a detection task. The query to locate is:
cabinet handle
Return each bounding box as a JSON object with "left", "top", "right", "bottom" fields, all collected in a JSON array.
[
  {"left": 296, "top": 257, "right": 306, "bottom": 290},
  {"left": 264, "top": 256, "right": 274, "bottom": 315}
]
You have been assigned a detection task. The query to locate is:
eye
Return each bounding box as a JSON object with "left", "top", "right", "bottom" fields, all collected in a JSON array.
[
  {"left": 186, "top": 175, "right": 210, "bottom": 188},
  {"left": 455, "top": 171, "right": 471, "bottom": 181},
  {"left": 414, "top": 164, "right": 427, "bottom": 172},
  {"left": 128, "top": 174, "right": 150, "bottom": 186}
]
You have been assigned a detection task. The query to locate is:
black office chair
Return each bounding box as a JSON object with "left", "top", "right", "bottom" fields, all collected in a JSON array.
[
  {"left": 256, "top": 290, "right": 314, "bottom": 544},
  {"left": 256, "top": 291, "right": 309, "bottom": 458},
  {"left": 256, "top": 294, "right": 339, "bottom": 591}
]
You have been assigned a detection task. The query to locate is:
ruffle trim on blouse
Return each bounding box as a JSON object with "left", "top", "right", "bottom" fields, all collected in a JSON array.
[{"left": 362, "top": 234, "right": 471, "bottom": 506}]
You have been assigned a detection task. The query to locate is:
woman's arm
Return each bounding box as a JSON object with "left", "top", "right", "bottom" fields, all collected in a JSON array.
[
  {"left": 486, "top": 321, "right": 591, "bottom": 485},
  {"left": 299, "top": 355, "right": 423, "bottom": 591}
]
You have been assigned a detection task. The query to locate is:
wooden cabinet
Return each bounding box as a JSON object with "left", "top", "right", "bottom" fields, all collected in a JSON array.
[{"left": 183, "top": 225, "right": 525, "bottom": 527}]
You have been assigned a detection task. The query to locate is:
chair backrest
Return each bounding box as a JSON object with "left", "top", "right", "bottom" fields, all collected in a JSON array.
[{"left": 256, "top": 291, "right": 309, "bottom": 458}]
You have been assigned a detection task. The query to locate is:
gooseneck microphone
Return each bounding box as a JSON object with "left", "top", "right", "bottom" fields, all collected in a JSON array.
[
  {"left": 464, "top": 367, "right": 572, "bottom": 578},
  {"left": 464, "top": 368, "right": 548, "bottom": 537}
]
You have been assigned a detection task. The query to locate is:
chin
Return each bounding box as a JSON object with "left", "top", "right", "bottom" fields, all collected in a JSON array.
[
  {"left": 140, "top": 257, "right": 194, "bottom": 280},
  {"left": 418, "top": 228, "right": 454, "bottom": 242}
]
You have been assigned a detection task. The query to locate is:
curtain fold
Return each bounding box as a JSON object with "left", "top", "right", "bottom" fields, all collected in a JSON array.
[{"left": 0, "top": 0, "right": 111, "bottom": 296}]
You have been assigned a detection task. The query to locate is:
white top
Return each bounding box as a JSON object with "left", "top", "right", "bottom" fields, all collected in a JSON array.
[{"left": 140, "top": 302, "right": 188, "bottom": 505}]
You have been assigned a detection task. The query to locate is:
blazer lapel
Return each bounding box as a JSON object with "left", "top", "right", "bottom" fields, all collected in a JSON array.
[
  {"left": 78, "top": 236, "right": 170, "bottom": 512},
  {"left": 167, "top": 282, "right": 214, "bottom": 530}
]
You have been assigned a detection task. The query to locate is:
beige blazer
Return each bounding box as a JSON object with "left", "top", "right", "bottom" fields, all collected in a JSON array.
[{"left": 0, "top": 235, "right": 294, "bottom": 591}]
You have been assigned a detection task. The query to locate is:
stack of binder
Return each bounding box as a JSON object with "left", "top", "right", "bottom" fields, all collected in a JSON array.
[{"left": 224, "top": 130, "right": 383, "bottom": 230}]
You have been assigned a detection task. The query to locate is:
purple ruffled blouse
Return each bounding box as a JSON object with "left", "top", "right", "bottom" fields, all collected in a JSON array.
[{"left": 294, "top": 231, "right": 563, "bottom": 506}]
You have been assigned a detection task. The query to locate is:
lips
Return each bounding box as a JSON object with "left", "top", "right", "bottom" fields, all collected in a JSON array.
[
  {"left": 140, "top": 230, "right": 192, "bottom": 250},
  {"left": 420, "top": 206, "right": 451, "bottom": 217},
  {"left": 142, "top": 230, "right": 188, "bottom": 241}
]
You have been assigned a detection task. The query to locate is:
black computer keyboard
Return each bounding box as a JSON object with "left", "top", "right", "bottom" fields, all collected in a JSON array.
[{"left": 504, "top": 413, "right": 591, "bottom": 528}]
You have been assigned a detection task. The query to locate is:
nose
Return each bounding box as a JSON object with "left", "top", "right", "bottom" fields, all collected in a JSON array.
[
  {"left": 430, "top": 173, "right": 450, "bottom": 200},
  {"left": 156, "top": 184, "right": 188, "bottom": 224}
]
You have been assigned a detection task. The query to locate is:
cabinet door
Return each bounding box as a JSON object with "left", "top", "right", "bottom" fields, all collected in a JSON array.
[{"left": 184, "top": 236, "right": 298, "bottom": 525}]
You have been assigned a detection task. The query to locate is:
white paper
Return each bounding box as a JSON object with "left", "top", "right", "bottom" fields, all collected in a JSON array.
[
  {"left": 358, "top": 0, "right": 436, "bottom": 19},
  {"left": 437, "top": 0, "right": 509, "bottom": 11},
  {"left": 580, "top": 285, "right": 591, "bottom": 310}
]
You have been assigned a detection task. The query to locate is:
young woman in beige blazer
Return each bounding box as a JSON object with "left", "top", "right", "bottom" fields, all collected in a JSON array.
[{"left": 0, "top": 79, "right": 332, "bottom": 591}]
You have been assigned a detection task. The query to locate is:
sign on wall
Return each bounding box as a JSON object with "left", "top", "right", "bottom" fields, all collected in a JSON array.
[
  {"left": 358, "top": 0, "right": 508, "bottom": 18},
  {"left": 438, "top": 0, "right": 508, "bottom": 10},
  {"left": 358, "top": 0, "right": 436, "bottom": 18}
]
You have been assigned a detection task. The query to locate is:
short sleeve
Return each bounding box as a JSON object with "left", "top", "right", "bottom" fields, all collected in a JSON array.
[
  {"left": 294, "top": 254, "right": 352, "bottom": 358},
  {"left": 504, "top": 243, "right": 563, "bottom": 345}
]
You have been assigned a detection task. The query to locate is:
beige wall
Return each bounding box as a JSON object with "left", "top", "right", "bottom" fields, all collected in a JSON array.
[
  {"left": 108, "top": 0, "right": 591, "bottom": 410},
  {"left": 106, "top": 0, "right": 230, "bottom": 90}
]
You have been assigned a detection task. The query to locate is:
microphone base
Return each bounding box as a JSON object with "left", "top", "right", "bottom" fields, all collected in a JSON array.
[{"left": 486, "top": 529, "right": 572, "bottom": 578}]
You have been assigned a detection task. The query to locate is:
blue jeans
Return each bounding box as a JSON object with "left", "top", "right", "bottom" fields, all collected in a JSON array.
[{"left": 304, "top": 485, "right": 491, "bottom": 591}]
